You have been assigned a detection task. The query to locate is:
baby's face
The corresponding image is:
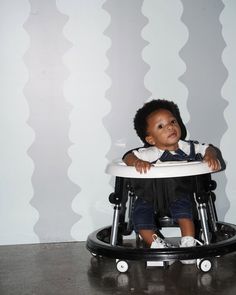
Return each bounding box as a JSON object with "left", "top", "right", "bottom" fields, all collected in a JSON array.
[{"left": 145, "top": 109, "right": 181, "bottom": 151}]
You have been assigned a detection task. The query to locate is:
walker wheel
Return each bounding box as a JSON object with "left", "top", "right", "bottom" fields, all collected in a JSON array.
[
  {"left": 197, "top": 258, "right": 212, "bottom": 272},
  {"left": 116, "top": 260, "right": 129, "bottom": 273}
]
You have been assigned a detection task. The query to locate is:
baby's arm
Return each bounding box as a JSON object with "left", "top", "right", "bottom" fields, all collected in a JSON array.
[
  {"left": 123, "top": 152, "right": 152, "bottom": 174},
  {"left": 203, "top": 146, "right": 221, "bottom": 171}
]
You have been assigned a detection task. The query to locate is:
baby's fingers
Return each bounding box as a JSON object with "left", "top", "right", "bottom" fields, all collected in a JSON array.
[
  {"left": 134, "top": 160, "right": 151, "bottom": 174},
  {"left": 204, "top": 158, "right": 221, "bottom": 171}
]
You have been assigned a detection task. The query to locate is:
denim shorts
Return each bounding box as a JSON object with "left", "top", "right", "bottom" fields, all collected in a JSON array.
[{"left": 132, "top": 196, "right": 193, "bottom": 232}]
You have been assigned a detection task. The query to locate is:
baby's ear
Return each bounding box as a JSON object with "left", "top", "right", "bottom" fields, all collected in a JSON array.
[{"left": 145, "top": 135, "right": 155, "bottom": 146}]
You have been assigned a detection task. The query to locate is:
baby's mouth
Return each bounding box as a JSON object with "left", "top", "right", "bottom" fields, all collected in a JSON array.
[{"left": 168, "top": 132, "right": 177, "bottom": 138}]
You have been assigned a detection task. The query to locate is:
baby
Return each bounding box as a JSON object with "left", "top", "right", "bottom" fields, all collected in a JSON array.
[{"left": 123, "top": 99, "right": 220, "bottom": 264}]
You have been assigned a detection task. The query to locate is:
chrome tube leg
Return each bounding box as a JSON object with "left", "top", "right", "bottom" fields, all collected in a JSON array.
[
  {"left": 110, "top": 204, "right": 121, "bottom": 246},
  {"left": 198, "top": 203, "right": 211, "bottom": 245},
  {"left": 208, "top": 195, "right": 218, "bottom": 232}
]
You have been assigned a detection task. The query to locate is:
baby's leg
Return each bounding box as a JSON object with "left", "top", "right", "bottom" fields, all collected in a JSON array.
[
  {"left": 178, "top": 218, "right": 195, "bottom": 237},
  {"left": 139, "top": 229, "right": 156, "bottom": 246},
  {"left": 170, "top": 198, "right": 198, "bottom": 263},
  {"left": 169, "top": 196, "right": 195, "bottom": 238},
  {"left": 133, "top": 198, "right": 157, "bottom": 247}
]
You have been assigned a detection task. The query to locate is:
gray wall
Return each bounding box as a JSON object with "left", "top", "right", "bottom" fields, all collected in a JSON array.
[{"left": 0, "top": 0, "right": 235, "bottom": 245}]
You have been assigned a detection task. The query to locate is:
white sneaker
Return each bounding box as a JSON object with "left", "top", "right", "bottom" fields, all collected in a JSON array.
[
  {"left": 147, "top": 234, "right": 174, "bottom": 267},
  {"left": 180, "top": 236, "right": 202, "bottom": 264}
]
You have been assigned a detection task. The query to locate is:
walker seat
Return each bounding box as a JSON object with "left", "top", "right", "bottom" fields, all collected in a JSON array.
[{"left": 86, "top": 161, "right": 236, "bottom": 273}]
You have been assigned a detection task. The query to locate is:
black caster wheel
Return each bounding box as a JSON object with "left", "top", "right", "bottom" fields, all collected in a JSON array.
[
  {"left": 197, "top": 258, "right": 212, "bottom": 272},
  {"left": 116, "top": 259, "right": 129, "bottom": 273}
]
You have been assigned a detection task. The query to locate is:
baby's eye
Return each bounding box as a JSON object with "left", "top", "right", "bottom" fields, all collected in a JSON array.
[
  {"left": 171, "top": 119, "right": 177, "bottom": 124},
  {"left": 157, "top": 124, "right": 163, "bottom": 129}
]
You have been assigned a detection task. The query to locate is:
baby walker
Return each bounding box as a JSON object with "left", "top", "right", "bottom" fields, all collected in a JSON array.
[{"left": 86, "top": 160, "right": 236, "bottom": 273}]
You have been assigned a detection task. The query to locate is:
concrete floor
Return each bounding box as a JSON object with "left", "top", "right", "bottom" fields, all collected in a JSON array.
[{"left": 0, "top": 241, "right": 236, "bottom": 295}]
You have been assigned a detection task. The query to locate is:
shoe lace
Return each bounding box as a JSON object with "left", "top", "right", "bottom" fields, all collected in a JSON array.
[{"left": 152, "top": 234, "right": 172, "bottom": 248}]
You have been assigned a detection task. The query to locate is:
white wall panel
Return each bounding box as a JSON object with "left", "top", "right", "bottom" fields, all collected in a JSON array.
[
  {"left": 57, "top": 0, "right": 112, "bottom": 240},
  {"left": 142, "top": 0, "right": 189, "bottom": 124},
  {"left": 220, "top": 0, "right": 236, "bottom": 223},
  {"left": 0, "top": 0, "right": 235, "bottom": 245},
  {"left": 0, "top": 0, "right": 39, "bottom": 245}
]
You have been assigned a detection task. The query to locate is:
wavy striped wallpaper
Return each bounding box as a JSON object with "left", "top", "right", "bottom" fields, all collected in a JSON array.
[{"left": 0, "top": 0, "right": 235, "bottom": 245}]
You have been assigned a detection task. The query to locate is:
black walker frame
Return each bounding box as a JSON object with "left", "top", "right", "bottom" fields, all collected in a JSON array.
[{"left": 87, "top": 166, "right": 236, "bottom": 273}]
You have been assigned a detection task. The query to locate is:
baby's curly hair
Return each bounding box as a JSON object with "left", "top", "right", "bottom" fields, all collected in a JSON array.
[{"left": 134, "top": 99, "right": 187, "bottom": 146}]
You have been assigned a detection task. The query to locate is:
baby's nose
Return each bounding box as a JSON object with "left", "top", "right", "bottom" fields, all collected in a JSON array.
[{"left": 166, "top": 123, "right": 173, "bottom": 130}]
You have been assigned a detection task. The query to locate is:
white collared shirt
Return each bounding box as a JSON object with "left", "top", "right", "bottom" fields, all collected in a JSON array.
[{"left": 133, "top": 140, "right": 209, "bottom": 162}]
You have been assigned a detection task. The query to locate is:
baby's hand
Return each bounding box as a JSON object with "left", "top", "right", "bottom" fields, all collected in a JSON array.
[
  {"left": 203, "top": 147, "right": 221, "bottom": 171},
  {"left": 134, "top": 159, "right": 152, "bottom": 174}
]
